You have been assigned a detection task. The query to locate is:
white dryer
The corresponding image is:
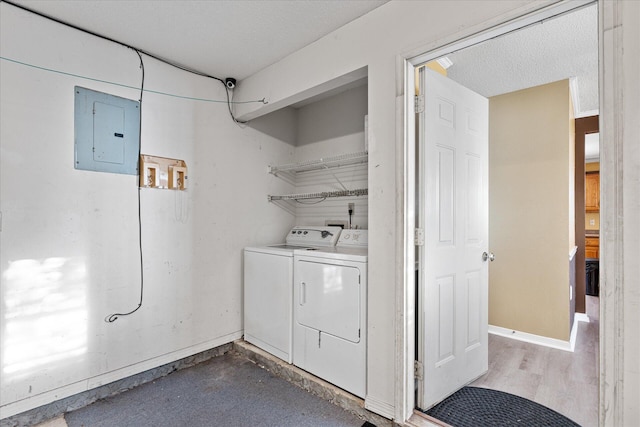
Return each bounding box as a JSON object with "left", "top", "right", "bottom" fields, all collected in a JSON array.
[
  {"left": 293, "top": 230, "right": 368, "bottom": 398},
  {"left": 244, "top": 226, "right": 342, "bottom": 363}
]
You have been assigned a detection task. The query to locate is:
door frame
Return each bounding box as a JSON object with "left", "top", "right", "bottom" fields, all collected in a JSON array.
[
  {"left": 575, "top": 115, "right": 599, "bottom": 314},
  {"left": 397, "top": 0, "right": 607, "bottom": 423}
]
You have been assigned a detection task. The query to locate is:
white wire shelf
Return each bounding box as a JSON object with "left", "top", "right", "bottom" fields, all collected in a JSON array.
[
  {"left": 268, "top": 188, "right": 368, "bottom": 202},
  {"left": 268, "top": 151, "right": 368, "bottom": 175}
]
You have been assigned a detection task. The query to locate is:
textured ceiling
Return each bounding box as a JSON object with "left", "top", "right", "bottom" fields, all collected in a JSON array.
[
  {"left": 445, "top": 3, "right": 598, "bottom": 115},
  {"left": 9, "top": 0, "right": 388, "bottom": 81}
]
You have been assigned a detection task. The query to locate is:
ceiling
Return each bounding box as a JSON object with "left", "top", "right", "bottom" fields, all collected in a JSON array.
[
  {"left": 444, "top": 3, "right": 598, "bottom": 116},
  {"left": 8, "top": 1, "right": 597, "bottom": 116},
  {"left": 8, "top": 0, "right": 388, "bottom": 80}
]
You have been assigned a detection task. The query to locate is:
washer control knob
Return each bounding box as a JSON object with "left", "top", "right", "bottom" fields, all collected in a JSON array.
[{"left": 303, "top": 231, "right": 308, "bottom": 235}]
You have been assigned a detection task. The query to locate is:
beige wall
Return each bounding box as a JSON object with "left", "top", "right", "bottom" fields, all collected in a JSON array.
[{"left": 489, "top": 80, "right": 575, "bottom": 341}]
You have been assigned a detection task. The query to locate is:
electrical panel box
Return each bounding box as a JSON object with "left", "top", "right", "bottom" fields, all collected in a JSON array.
[{"left": 74, "top": 86, "right": 140, "bottom": 175}]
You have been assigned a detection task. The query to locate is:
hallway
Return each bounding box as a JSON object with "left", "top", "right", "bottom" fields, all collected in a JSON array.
[{"left": 471, "top": 297, "right": 599, "bottom": 427}]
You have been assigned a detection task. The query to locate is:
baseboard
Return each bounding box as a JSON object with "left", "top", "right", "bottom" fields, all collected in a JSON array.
[
  {"left": 0, "top": 331, "right": 242, "bottom": 421},
  {"left": 488, "top": 325, "right": 576, "bottom": 352},
  {"left": 364, "top": 394, "right": 396, "bottom": 419},
  {"left": 575, "top": 312, "right": 590, "bottom": 323}
]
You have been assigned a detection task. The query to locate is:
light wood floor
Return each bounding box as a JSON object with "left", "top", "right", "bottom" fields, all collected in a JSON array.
[{"left": 471, "top": 296, "right": 599, "bottom": 427}]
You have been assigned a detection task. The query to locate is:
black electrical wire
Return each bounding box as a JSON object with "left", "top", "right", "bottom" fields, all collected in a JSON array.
[
  {"left": 106, "top": 48, "right": 145, "bottom": 323},
  {"left": 225, "top": 85, "right": 248, "bottom": 125},
  {"left": 1, "top": 0, "right": 264, "bottom": 123},
  {"left": 1, "top": 0, "right": 262, "bottom": 319}
]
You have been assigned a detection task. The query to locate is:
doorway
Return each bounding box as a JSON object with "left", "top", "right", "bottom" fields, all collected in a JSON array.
[{"left": 408, "top": 2, "right": 599, "bottom": 425}]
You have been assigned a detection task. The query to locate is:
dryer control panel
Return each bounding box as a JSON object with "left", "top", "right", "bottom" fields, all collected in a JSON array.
[{"left": 337, "top": 230, "right": 368, "bottom": 247}]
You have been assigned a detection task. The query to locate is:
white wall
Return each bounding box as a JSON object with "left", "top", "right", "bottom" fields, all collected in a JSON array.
[
  {"left": 3, "top": 1, "right": 638, "bottom": 424},
  {"left": 293, "top": 84, "right": 368, "bottom": 229},
  {"left": 0, "top": 3, "right": 294, "bottom": 418},
  {"left": 248, "top": 84, "right": 369, "bottom": 229},
  {"left": 295, "top": 84, "right": 368, "bottom": 160}
]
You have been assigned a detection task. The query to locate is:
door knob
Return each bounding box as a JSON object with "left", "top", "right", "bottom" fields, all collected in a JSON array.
[{"left": 482, "top": 252, "right": 495, "bottom": 262}]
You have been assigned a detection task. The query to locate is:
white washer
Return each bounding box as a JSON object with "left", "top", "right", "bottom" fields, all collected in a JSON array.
[
  {"left": 293, "top": 230, "right": 368, "bottom": 397},
  {"left": 244, "top": 226, "right": 342, "bottom": 363}
]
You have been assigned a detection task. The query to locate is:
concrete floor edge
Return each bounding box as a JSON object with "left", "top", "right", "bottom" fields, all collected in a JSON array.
[
  {"left": 2, "top": 339, "right": 398, "bottom": 427},
  {"left": 0, "top": 344, "right": 233, "bottom": 427},
  {"left": 233, "top": 340, "right": 396, "bottom": 427}
]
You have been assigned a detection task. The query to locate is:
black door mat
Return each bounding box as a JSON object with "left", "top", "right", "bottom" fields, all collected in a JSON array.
[{"left": 424, "top": 386, "right": 581, "bottom": 426}]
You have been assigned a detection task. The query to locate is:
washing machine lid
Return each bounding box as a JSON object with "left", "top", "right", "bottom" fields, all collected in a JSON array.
[
  {"left": 269, "top": 244, "right": 315, "bottom": 250},
  {"left": 295, "top": 246, "right": 367, "bottom": 262},
  {"left": 244, "top": 244, "right": 303, "bottom": 256}
]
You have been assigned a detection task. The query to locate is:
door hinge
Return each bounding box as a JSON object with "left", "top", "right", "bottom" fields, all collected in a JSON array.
[
  {"left": 414, "top": 360, "right": 424, "bottom": 380},
  {"left": 414, "top": 95, "right": 425, "bottom": 114},
  {"left": 415, "top": 228, "right": 425, "bottom": 246}
]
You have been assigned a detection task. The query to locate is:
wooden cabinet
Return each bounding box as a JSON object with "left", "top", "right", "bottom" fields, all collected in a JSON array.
[
  {"left": 585, "top": 172, "right": 600, "bottom": 212},
  {"left": 585, "top": 236, "right": 599, "bottom": 259}
]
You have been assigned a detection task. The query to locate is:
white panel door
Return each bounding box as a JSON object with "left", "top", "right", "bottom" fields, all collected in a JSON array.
[{"left": 418, "top": 67, "right": 489, "bottom": 409}]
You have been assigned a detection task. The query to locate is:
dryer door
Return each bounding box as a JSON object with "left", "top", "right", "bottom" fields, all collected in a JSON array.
[{"left": 295, "top": 259, "right": 361, "bottom": 343}]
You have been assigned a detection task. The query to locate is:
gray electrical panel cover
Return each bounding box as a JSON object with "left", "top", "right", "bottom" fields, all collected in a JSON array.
[{"left": 74, "top": 86, "right": 140, "bottom": 175}]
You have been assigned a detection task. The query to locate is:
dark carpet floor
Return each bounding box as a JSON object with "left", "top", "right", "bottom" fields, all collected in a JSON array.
[
  {"left": 65, "top": 352, "right": 365, "bottom": 427},
  {"left": 425, "top": 386, "right": 581, "bottom": 427}
]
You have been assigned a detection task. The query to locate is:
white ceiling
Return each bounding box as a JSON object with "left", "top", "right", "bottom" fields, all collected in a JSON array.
[
  {"left": 9, "top": 1, "right": 597, "bottom": 115},
  {"left": 444, "top": 3, "right": 598, "bottom": 115},
  {"left": 10, "top": 0, "right": 388, "bottom": 80}
]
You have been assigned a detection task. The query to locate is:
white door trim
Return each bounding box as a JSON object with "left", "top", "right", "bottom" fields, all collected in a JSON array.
[
  {"left": 397, "top": 0, "right": 602, "bottom": 423},
  {"left": 597, "top": 0, "right": 638, "bottom": 424}
]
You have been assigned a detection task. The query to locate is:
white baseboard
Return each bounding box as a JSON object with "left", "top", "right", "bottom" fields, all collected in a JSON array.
[
  {"left": 365, "top": 394, "right": 395, "bottom": 419},
  {"left": 489, "top": 324, "right": 578, "bottom": 352},
  {"left": 0, "top": 331, "right": 242, "bottom": 419},
  {"left": 489, "top": 313, "right": 590, "bottom": 352},
  {"left": 575, "top": 312, "right": 590, "bottom": 323}
]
